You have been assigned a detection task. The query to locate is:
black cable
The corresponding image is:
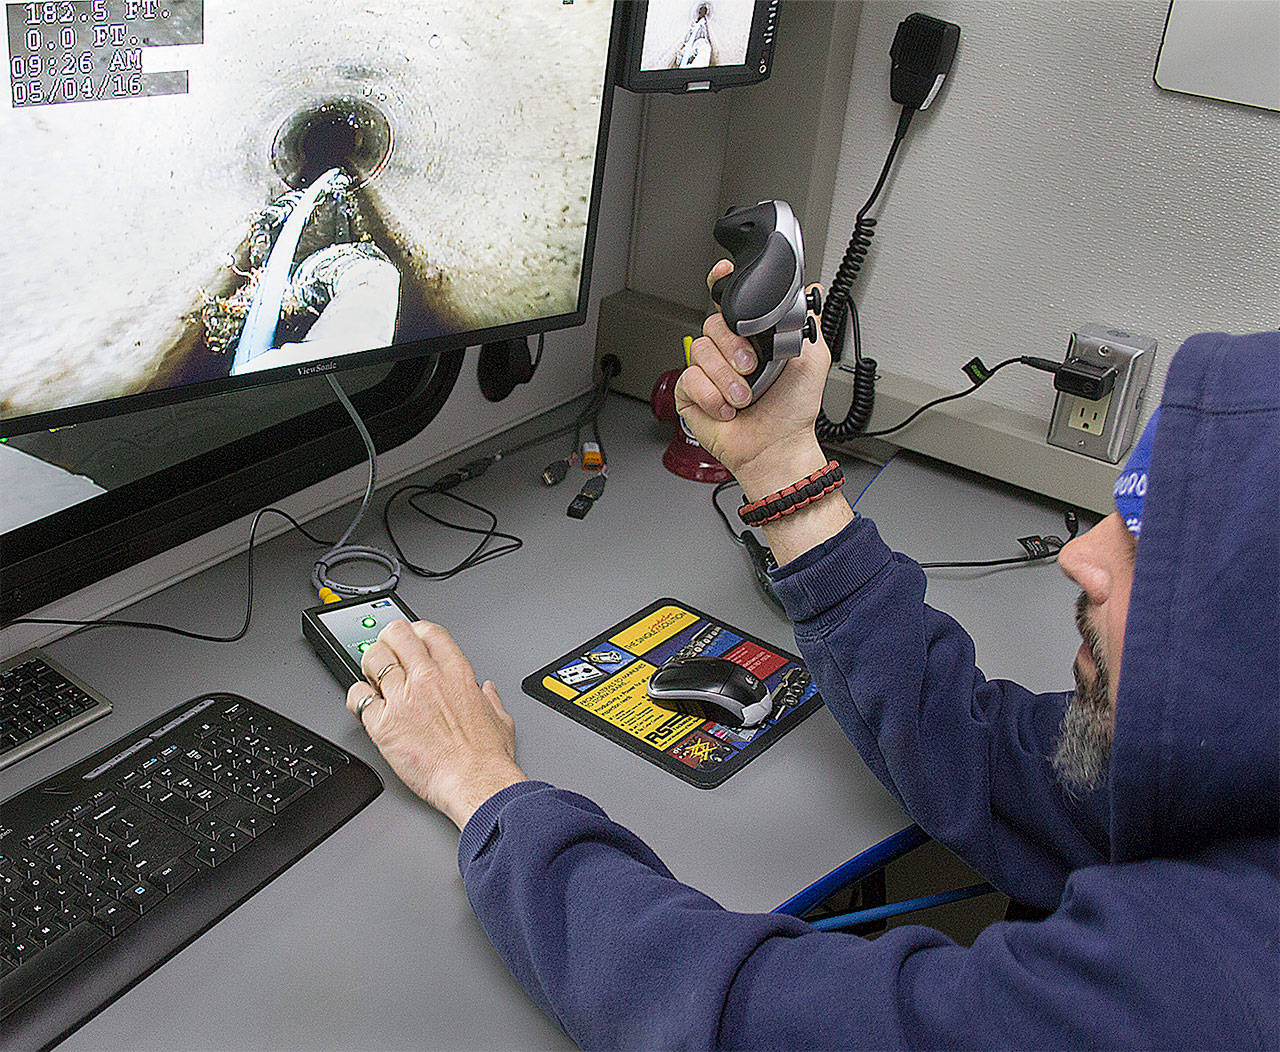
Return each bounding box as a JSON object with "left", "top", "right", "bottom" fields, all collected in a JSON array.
[
  {"left": 572, "top": 368, "right": 611, "bottom": 462},
  {"left": 481, "top": 373, "right": 611, "bottom": 465},
  {"left": 820, "top": 354, "right": 1074, "bottom": 442},
  {"left": 711, "top": 473, "right": 1080, "bottom": 572},
  {"left": 817, "top": 108, "right": 913, "bottom": 441},
  {"left": 919, "top": 508, "right": 1080, "bottom": 570},
  {"left": 712, "top": 478, "right": 747, "bottom": 546},
  {"left": 383, "top": 485, "right": 522, "bottom": 581},
  {"left": 919, "top": 553, "right": 1051, "bottom": 569},
  {"left": 857, "top": 357, "right": 1022, "bottom": 438},
  {"left": 540, "top": 369, "right": 612, "bottom": 484},
  {"left": 1, "top": 507, "right": 334, "bottom": 642},
  {"left": 3, "top": 376, "right": 608, "bottom": 639}
]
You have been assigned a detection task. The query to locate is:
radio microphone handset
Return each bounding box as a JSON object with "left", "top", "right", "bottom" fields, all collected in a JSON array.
[{"left": 710, "top": 200, "right": 821, "bottom": 405}]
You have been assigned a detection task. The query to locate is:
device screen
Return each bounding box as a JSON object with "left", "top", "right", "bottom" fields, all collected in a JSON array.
[
  {"left": 315, "top": 595, "right": 411, "bottom": 671},
  {"left": 638, "top": 0, "right": 756, "bottom": 71},
  {"left": 0, "top": 1, "right": 615, "bottom": 435}
]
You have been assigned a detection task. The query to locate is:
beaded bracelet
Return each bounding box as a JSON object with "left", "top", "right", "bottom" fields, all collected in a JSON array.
[{"left": 738, "top": 460, "right": 845, "bottom": 526}]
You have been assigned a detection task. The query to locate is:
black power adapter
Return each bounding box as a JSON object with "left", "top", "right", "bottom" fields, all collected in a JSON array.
[{"left": 1019, "top": 355, "right": 1118, "bottom": 401}]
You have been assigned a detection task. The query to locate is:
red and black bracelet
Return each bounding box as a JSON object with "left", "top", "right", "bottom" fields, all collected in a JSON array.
[{"left": 738, "top": 460, "right": 845, "bottom": 526}]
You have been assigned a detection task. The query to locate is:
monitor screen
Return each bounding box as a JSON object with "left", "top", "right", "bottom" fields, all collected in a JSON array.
[
  {"left": 0, "top": 0, "right": 617, "bottom": 436},
  {"left": 638, "top": 0, "right": 755, "bottom": 70}
]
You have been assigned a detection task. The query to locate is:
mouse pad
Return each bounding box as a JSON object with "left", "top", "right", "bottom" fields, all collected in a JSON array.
[{"left": 522, "top": 599, "right": 823, "bottom": 788}]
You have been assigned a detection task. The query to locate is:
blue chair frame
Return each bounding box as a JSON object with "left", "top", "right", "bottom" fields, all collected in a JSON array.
[{"left": 772, "top": 824, "right": 994, "bottom": 932}]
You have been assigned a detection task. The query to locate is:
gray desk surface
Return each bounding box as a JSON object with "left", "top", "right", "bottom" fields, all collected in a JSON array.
[{"left": 2, "top": 396, "right": 1084, "bottom": 1050}]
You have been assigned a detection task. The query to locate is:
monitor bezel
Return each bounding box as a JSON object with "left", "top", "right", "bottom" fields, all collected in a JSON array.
[
  {"left": 0, "top": 5, "right": 624, "bottom": 440},
  {"left": 618, "top": 0, "right": 777, "bottom": 94}
]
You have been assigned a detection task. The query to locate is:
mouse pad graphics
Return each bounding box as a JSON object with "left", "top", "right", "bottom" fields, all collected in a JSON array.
[{"left": 522, "top": 599, "right": 823, "bottom": 788}]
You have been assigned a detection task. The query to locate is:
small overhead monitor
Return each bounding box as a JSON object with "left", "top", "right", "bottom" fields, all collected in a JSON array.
[
  {"left": 619, "top": 0, "right": 779, "bottom": 93},
  {"left": 0, "top": 1, "right": 619, "bottom": 437}
]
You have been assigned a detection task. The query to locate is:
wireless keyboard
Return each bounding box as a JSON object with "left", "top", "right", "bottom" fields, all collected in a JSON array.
[
  {"left": 0, "top": 693, "right": 381, "bottom": 1050},
  {"left": 1, "top": 651, "right": 113, "bottom": 771}
]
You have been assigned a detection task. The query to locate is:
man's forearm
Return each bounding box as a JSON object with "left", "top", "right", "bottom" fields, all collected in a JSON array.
[{"left": 733, "top": 438, "right": 856, "bottom": 568}]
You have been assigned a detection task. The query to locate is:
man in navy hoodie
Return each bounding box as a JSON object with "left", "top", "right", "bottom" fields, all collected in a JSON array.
[{"left": 348, "top": 318, "right": 1278, "bottom": 1048}]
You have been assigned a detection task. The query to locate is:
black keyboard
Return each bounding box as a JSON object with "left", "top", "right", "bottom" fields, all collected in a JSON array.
[
  {"left": 1, "top": 651, "right": 113, "bottom": 771},
  {"left": 0, "top": 693, "right": 381, "bottom": 1050}
]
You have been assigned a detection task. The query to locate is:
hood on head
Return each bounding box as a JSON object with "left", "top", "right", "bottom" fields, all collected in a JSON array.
[{"left": 1109, "top": 331, "right": 1279, "bottom": 863}]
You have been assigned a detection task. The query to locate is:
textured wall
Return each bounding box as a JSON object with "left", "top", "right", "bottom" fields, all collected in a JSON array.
[{"left": 821, "top": 0, "right": 1279, "bottom": 425}]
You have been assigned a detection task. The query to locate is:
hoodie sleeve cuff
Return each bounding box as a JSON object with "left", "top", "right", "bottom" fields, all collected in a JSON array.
[
  {"left": 770, "top": 514, "right": 894, "bottom": 621},
  {"left": 458, "top": 781, "right": 597, "bottom": 875}
]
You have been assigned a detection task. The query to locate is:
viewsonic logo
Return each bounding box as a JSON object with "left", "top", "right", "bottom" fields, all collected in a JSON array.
[{"left": 296, "top": 360, "right": 339, "bottom": 376}]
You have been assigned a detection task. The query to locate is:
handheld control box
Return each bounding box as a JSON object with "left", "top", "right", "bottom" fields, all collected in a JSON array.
[
  {"left": 711, "top": 200, "right": 821, "bottom": 404},
  {"left": 302, "top": 589, "right": 419, "bottom": 688}
]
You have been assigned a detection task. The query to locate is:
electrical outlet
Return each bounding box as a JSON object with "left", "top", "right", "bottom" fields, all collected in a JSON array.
[
  {"left": 1047, "top": 325, "right": 1155, "bottom": 462},
  {"left": 1066, "top": 390, "right": 1113, "bottom": 434}
]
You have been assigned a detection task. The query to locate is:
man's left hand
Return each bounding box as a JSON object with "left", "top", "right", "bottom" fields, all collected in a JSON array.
[{"left": 347, "top": 620, "right": 526, "bottom": 830}]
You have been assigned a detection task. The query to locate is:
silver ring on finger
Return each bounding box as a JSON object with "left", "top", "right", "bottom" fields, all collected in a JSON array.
[
  {"left": 373, "top": 661, "right": 402, "bottom": 691},
  {"left": 354, "top": 693, "right": 378, "bottom": 726}
]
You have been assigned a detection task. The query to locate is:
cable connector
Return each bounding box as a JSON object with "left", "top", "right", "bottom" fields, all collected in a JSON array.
[
  {"left": 567, "top": 473, "right": 607, "bottom": 519},
  {"left": 581, "top": 441, "right": 603, "bottom": 471},
  {"left": 431, "top": 456, "right": 495, "bottom": 493},
  {"left": 1017, "top": 535, "right": 1060, "bottom": 559},
  {"left": 541, "top": 458, "right": 570, "bottom": 486}
]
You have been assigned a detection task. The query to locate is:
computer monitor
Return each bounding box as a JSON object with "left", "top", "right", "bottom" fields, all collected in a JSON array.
[
  {"left": 618, "top": 0, "right": 778, "bottom": 93},
  {"left": 0, "top": 1, "right": 619, "bottom": 437}
]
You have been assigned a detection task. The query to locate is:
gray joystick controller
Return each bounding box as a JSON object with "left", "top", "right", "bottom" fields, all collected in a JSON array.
[{"left": 710, "top": 200, "right": 822, "bottom": 404}]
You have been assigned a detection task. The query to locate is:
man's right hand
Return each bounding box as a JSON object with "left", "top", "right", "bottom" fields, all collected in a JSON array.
[{"left": 674, "top": 260, "right": 832, "bottom": 503}]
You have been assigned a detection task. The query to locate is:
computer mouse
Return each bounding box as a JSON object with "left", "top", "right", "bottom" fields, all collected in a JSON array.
[{"left": 646, "top": 656, "right": 773, "bottom": 728}]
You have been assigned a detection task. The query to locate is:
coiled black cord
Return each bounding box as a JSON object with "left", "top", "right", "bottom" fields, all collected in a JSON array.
[{"left": 817, "top": 108, "right": 913, "bottom": 442}]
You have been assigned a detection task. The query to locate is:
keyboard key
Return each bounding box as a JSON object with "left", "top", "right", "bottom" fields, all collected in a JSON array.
[
  {"left": 66, "top": 872, "right": 96, "bottom": 895},
  {"left": 33, "top": 919, "right": 67, "bottom": 945},
  {"left": 120, "top": 883, "right": 163, "bottom": 914},
  {"left": 191, "top": 786, "right": 226, "bottom": 811},
  {"left": 92, "top": 901, "right": 138, "bottom": 936},
  {"left": 86, "top": 796, "right": 121, "bottom": 828},
  {"left": 109, "top": 814, "right": 143, "bottom": 840},
  {"left": 60, "top": 904, "right": 91, "bottom": 928},
  {"left": 226, "top": 810, "right": 273, "bottom": 838},
  {"left": 20, "top": 903, "right": 55, "bottom": 927},
  {"left": 256, "top": 781, "right": 308, "bottom": 813},
  {"left": 154, "top": 791, "right": 202, "bottom": 825},
  {"left": 293, "top": 741, "right": 341, "bottom": 772},
  {"left": 34, "top": 840, "right": 69, "bottom": 863},
  {"left": 215, "top": 828, "right": 250, "bottom": 853},
  {"left": 152, "top": 859, "right": 196, "bottom": 894},
  {"left": 47, "top": 886, "right": 77, "bottom": 911},
  {"left": 77, "top": 886, "right": 113, "bottom": 913},
  {"left": 191, "top": 841, "right": 233, "bottom": 868},
  {"left": 43, "top": 860, "right": 75, "bottom": 883},
  {"left": 1, "top": 891, "right": 31, "bottom": 913},
  {"left": 6, "top": 937, "right": 41, "bottom": 966}
]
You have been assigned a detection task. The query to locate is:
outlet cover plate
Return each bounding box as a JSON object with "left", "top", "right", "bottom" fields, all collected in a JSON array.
[{"left": 1047, "top": 325, "right": 1156, "bottom": 462}]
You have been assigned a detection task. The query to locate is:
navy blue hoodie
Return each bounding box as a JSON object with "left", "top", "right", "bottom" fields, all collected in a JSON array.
[{"left": 458, "top": 331, "right": 1279, "bottom": 1048}]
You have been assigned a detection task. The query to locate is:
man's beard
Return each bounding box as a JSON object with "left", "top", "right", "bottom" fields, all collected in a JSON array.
[{"left": 1052, "top": 591, "right": 1116, "bottom": 793}]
